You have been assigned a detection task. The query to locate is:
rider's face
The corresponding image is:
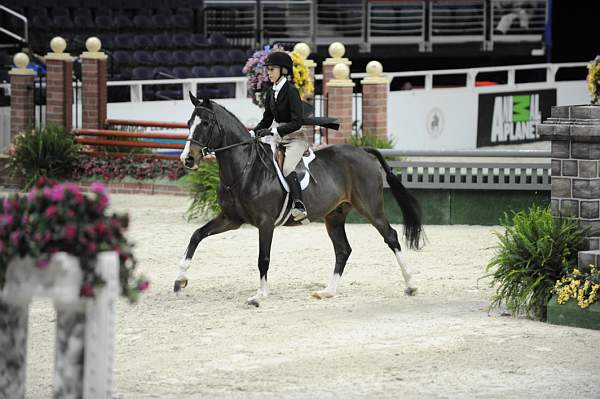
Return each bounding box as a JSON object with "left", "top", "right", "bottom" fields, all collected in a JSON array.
[{"left": 267, "top": 66, "right": 281, "bottom": 83}]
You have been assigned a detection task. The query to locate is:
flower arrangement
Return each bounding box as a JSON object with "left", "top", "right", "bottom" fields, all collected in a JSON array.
[
  {"left": 72, "top": 156, "right": 185, "bottom": 181},
  {"left": 554, "top": 266, "right": 600, "bottom": 309},
  {"left": 290, "top": 50, "right": 314, "bottom": 101},
  {"left": 0, "top": 177, "right": 148, "bottom": 302},
  {"left": 587, "top": 55, "right": 600, "bottom": 105},
  {"left": 242, "top": 44, "right": 314, "bottom": 108}
]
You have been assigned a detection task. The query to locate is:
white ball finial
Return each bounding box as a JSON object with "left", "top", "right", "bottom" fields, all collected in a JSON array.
[
  {"left": 294, "top": 42, "right": 310, "bottom": 59},
  {"left": 13, "top": 52, "right": 29, "bottom": 69},
  {"left": 332, "top": 63, "right": 350, "bottom": 80},
  {"left": 86, "top": 37, "right": 102, "bottom": 53},
  {"left": 329, "top": 42, "right": 345, "bottom": 59},
  {"left": 366, "top": 61, "right": 383, "bottom": 78},
  {"left": 50, "top": 36, "right": 67, "bottom": 54}
]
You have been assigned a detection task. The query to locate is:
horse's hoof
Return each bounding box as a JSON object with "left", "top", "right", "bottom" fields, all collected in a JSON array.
[
  {"left": 173, "top": 279, "right": 188, "bottom": 292},
  {"left": 311, "top": 290, "right": 334, "bottom": 300},
  {"left": 246, "top": 299, "right": 260, "bottom": 308},
  {"left": 404, "top": 287, "right": 417, "bottom": 296}
]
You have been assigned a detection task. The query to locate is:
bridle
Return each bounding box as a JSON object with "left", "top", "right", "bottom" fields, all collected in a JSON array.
[
  {"left": 186, "top": 105, "right": 272, "bottom": 190},
  {"left": 187, "top": 106, "right": 257, "bottom": 158}
]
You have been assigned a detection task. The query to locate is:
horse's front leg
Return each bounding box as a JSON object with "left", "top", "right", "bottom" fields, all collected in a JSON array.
[
  {"left": 174, "top": 213, "right": 240, "bottom": 292},
  {"left": 246, "top": 223, "right": 274, "bottom": 307}
]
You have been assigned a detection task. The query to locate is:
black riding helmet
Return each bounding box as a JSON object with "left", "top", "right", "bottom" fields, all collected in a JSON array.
[{"left": 264, "top": 51, "right": 293, "bottom": 75}]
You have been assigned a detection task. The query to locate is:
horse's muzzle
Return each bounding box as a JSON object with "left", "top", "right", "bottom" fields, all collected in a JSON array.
[{"left": 184, "top": 156, "right": 195, "bottom": 169}]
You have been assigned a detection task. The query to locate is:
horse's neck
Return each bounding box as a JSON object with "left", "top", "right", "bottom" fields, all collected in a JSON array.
[{"left": 215, "top": 126, "right": 253, "bottom": 183}]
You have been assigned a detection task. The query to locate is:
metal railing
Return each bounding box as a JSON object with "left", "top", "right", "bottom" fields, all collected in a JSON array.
[
  {"left": 203, "top": 0, "right": 547, "bottom": 51},
  {"left": 0, "top": 5, "right": 28, "bottom": 47}
]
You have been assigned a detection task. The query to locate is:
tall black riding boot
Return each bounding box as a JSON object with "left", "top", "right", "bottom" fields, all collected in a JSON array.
[{"left": 285, "top": 172, "right": 307, "bottom": 221}]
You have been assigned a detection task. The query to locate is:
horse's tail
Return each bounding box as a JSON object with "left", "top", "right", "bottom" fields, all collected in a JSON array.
[{"left": 362, "top": 147, "right": 423, "bottom": 250}]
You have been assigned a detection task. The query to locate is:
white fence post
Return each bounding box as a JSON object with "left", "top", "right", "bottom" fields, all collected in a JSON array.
[{"left": 0, "top": 251, "right": 119, "bottom": 399}]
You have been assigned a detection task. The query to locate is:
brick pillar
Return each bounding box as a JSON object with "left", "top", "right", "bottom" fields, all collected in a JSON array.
[
  {"left": 322, "top": 42, "right": 351, "bottom": 100},
  {"left": 327, "top": 64, "right": 355, "bottom": 145},
  {"left": 80, "top": 37, "right": 107, "bottom": 130},
  {"left": 361, "top": 61, "right": 389, "bottom": 141},
  {"left": 538, "top": 104, "right": 600, "bottom": 268},
  {"left": 46, "top": 37, "right": 73, "bottom": 131},
  {"left": 8, "top": 53, "right": 35, "bottom": 140}
]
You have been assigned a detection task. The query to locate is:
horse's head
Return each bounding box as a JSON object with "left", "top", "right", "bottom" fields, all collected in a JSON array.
[{"left": 180, "top": 93, "right": 223, "bottom": 169}]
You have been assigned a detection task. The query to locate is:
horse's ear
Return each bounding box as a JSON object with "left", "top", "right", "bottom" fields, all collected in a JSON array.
[
  {"left": 202, "top": 97, "right": 212, "bottom": 109},
  {"left": 189, "top": 91, "right": 199, "bottom": 107}
]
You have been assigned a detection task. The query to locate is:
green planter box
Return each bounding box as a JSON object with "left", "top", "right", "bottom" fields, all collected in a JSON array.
[{"left": 547, "top": 295, "right": 600, "bottom": 330}]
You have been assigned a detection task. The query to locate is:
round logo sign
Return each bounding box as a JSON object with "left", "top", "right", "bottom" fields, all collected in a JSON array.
[{"left": 426, "top": 107, "right": 444, "bottom": 138}]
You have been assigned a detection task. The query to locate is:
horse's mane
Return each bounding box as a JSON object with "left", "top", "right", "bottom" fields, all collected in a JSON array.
[{"left": 210, "top": 101, "right": 248, "bottom": 135}]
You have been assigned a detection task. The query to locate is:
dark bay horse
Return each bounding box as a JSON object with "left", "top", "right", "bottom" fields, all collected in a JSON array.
[{"left": 176, "top": 94, "right": 424, "bottom": 306}]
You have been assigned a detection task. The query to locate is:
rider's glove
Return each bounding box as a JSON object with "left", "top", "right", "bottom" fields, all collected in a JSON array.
[{"left": 256, "top": 128, "right": 273, "bottom": 138}]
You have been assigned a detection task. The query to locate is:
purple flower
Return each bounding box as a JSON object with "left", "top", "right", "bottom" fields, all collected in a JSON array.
[
  {"left": 37, "top": 259, "right": 49, "bottom": 269},
  {"left": 2, "top": 198, "right": 12, "bottom": 211},
  {"left": 0, "top": 214, "right": 13, "bottom": 226},
  {"left": 138, "top": 280, "right": 150, "bottom": 292},
  {"left": 98, "top": 195, "right": 109, "bottom": 212}
]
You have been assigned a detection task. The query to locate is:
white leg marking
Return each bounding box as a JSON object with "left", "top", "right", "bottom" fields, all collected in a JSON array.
[
  {"left": 395, "top": 250, "right": 417, "bottom": 295},
  {"left": 176, "top": 250, "right": 192, "bottom": 281},
  {"left": 312, "top": 273, "right": 340, "bottom": 299},
  {"left": 246, "top": 276, "right": 269, "bottom": 305}
]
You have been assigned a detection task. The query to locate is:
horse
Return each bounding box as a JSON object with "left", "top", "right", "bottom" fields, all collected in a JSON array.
[{"left": 175, "top": 94, "right": 424, "bottom": 306}]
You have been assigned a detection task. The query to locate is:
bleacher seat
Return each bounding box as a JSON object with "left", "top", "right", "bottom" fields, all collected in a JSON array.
[
  {"left": 192, "top": 66, "right": 211, "bottom": 78},
  {"left": 208, "top": 33, "right": 229, "bottom": 48},
  {"left": 229, "top": 65, "right": 244, "bottom": 76},
  {"left": 173, "top": 50, "right": 193, "bottom": 66},
  {"left": 133, "top": 50, "right": 154, "bottom": 66},
  {"left": 190, "top": 34, "right": 209, "bottom": 48},
  {"left": 113, "top": 51, "right": 134, "bottom": 67},
  {"left": 74, "top": 15, "right": 95, "bottom": 30},
  {"left": 191, "top": 50, "right": 209, "bottom": 65},
  {"left": 154, "top": 66, "right": 175, "bottom": 79},
  {"left": 170, "top": 13, "right": 192, "bottom": 30},
  {"left": 134, "top": 34, "right": 154, "bottom": 49},
  {"left": 114, "top": 35, "right": 135, "bottom": 50},
  {"left": 210, "top": 49, "right": 230, "bottom": 65},
  {"left": 210, "top": 65, "right": 229, "bottom": 77},
  {"left": 228, "top": 49, "right": 247, "bottom": 64},
  {"left": 173, "top": 66, "right": 192, "bottom": 79},
  {"left": 153, "top": 33, "right": 172, "bottom": 49},
  {"left": 152, "top": 14, "right": 171, "bottom": 30},
  {"left": 172, "top": 33, "right": 192, "bottom": 49},
  {"left": 133, "top": 15, "right": 154, "bottom": 30},
  {"left": 153, "top": 50, "right": 175, "bottom": 66},
  {"left": 112, "top": 14, "right": 133, "bottom": 30},
  {"left": 132, "top": 67, "right": 154, "bottom": 80}
]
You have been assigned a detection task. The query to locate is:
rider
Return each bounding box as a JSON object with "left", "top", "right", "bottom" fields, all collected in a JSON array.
[{"left": 252, "top": 51, "right": 308, "bottom": 222}]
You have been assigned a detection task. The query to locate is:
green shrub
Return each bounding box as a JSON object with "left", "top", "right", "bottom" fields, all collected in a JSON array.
[
  {"left": 350, "top": 132, "right": 395, "bottom": 149},
  {"left": 180, "top": 160, "right": 221, "bottom": 220},
  {"left": 485, "top": 205, "right": 588, "bottom": 320},
  {"left": 8, "top": 123, "right": 81, "bottom": 189}
]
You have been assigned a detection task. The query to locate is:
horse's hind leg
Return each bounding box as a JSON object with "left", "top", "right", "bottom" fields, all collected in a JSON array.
[
  {"left": 354, "top": 201, "right": 417, "bottom": 296},
  {"left": 312, "top": 203, "right": 352, "bottom": 299},
  {"left": 174, "top": 213, "right": 241, "bottom": 292}
]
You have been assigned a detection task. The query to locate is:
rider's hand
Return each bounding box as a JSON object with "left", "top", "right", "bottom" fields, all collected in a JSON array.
[{"left": 256, "top": 128, "right": 273, "bottom": 138}]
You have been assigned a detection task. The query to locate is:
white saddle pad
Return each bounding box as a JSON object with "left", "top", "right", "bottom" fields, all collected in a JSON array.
[{"left": 260, "top": 135, "right": 316, "bottom": 192}]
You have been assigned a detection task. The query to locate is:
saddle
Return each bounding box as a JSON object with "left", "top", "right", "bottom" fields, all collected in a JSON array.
[
  {"left": 275, "top": 145, "right": 311, "bottom": 172},
  {"left": 259, "top": 135, "right": 315, "bottom": 192}
]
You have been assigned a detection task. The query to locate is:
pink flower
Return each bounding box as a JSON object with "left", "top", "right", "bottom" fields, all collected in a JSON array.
[
  {"left": 64, "top": 224, "right": 76, "bottom": 240},
  {"left": 37, "top": 259, "right": 49, "bottom": 269},
  {"left": 0, "top": 214, "right": 13, "bottom": 226},
  {"left": 87, "top": 243, "right": 97, "bottom": 253},
  {"left": 43, "top": 187, "right": 52, "bottom": 198},
  {"left": 91, "top": 182, "right": 107, "bottom": 195},
  {"left": 98, "top": 195, "right": 109, "bottom": 212},
  {"left": 50, "top": 185, "right": 64, "bottom": 201},
  {"left": 10, "top": 231, "right": 20, "bottom": 246},
  {"left": 64, "top": 182, "right": 80, "bottom": 194},
  {"left": 81, "top": 283, "right": 94, "bottom": 298},
  {"left": 95, "top": 222, "right": 108, "bottom": 236},
  {"left": 46, "top": 205, "right": 58, "bottom": 218},
  {"left": 138, "top": 280, "right": 150, "bottom": 292},
  {"left": 66, "top": 209, "right": 75, "bottom": 218},
  {"left": 2, "top": 198, "right": 12, "bottom": 211},
  {"left": 21, "top": 215, "right": 29, "bottom": 225},
  {"left": 27, "top": 188, "right": 38, "bottom": 203}
]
